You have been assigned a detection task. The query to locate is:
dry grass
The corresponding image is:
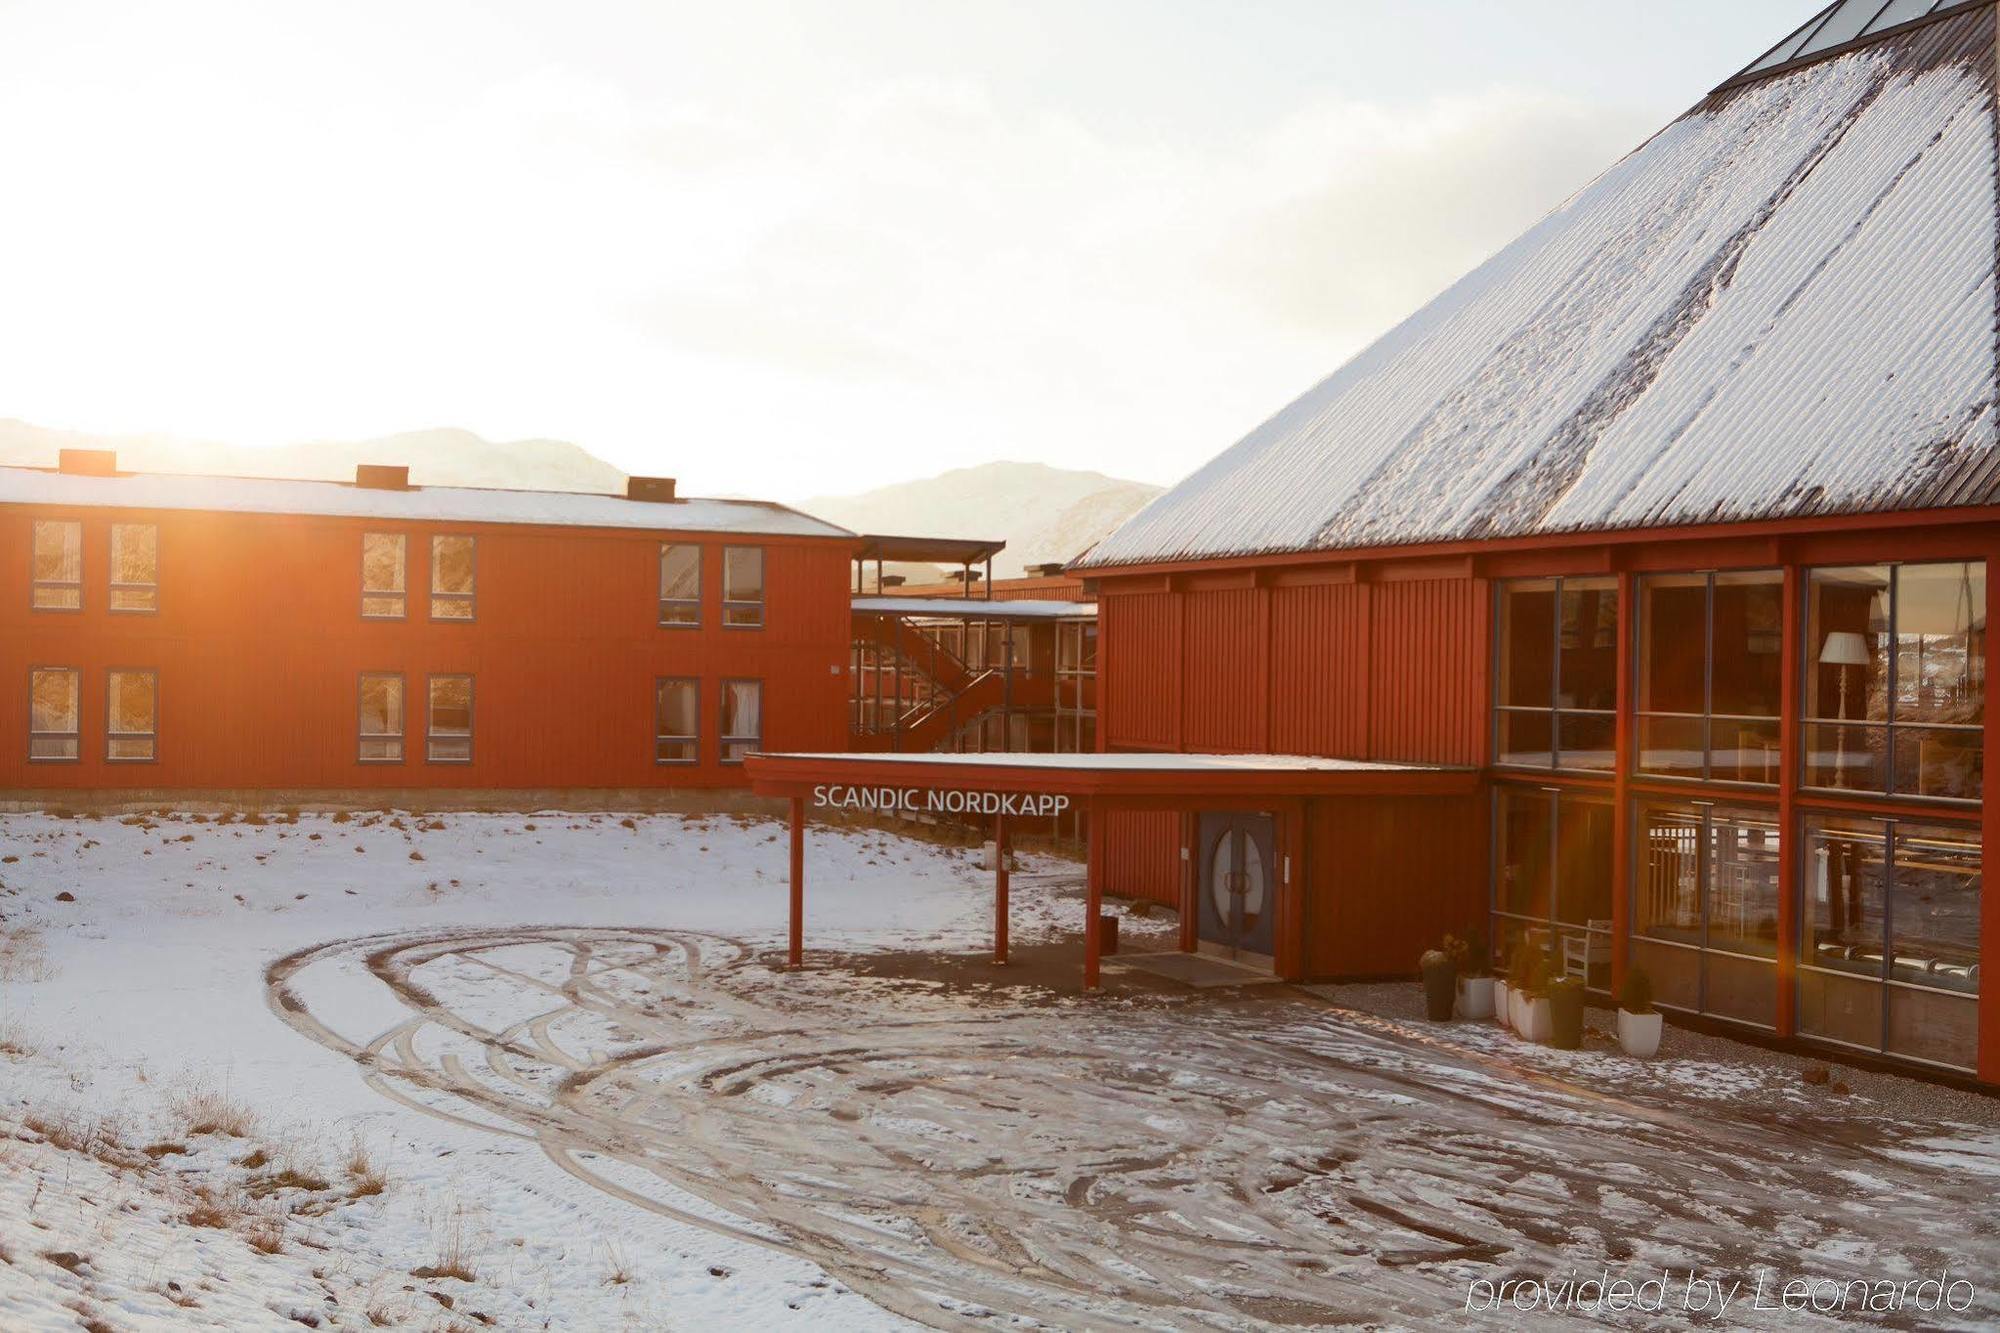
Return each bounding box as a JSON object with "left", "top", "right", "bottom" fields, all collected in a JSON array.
[
  {"left": 603, "top": 1240, "right": 633, "bottom": 1286},
  {"left": 170, "top": 1085, "right": 256, "bottom": 1138},
  {"left": 244, "top": 1215, "right": 286, "bottom": 1255},
  {"left": 414, "top": 1201, "right": 478, "bottom": 1283},
  {"left": 0, "top": 1020, "right": 34, "bottom": 1058},
  {"left": 345, "top": 1138, "right": 388, "bottom": 1198},
  {"left": 22, "top": 1107, "right": 118, "bottom": 1157},
  {"left": 0, "top": 928, "right": 55, "bottom": 983},
  {"left": 244, "top": 1165, "right": 331, "bottom": 1199}
]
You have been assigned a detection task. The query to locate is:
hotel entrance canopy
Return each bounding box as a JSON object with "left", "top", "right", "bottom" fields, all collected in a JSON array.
[{"left": 744, "top": 751, "right": 1476, "bottom": 988}]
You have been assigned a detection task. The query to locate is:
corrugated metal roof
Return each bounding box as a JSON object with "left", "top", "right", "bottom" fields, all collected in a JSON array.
[
  {"left": 0, "top": 466, "right": 855, "bottom": 540},
  {"left": 1080, "top": 8, "right": 2000, "bottom": 571},
  {"left": 850, "top": 596, "right": 1095, "bottom": 620}
]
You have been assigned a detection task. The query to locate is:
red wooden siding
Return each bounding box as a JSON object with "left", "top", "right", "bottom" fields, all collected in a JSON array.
[
  {"left": 1102, "top": 809, "right": 1181, "bottom": 906},
  {"left": 0, "top": 505, "right": 853, "bottom": 792},
  {"left": 1302, "top": 792, "right": 1485, "bottom": 979},
  {"left": 1179, "top": 589, "right": 1259, "bottom": 751},
  {"left": 1367, "top": 578, "right": 1486, "bottom": 765},
  {"left": 1270, "top": 584, "right": 1368, "bottom": 754},
  {"left": 1100, "top": 591, "right": 1175, "bottom": 748}
]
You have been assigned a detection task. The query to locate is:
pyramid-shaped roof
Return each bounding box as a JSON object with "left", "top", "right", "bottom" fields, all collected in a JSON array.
[{"left": 1080, "top": 2, "right": 2000, "bottom": 571}]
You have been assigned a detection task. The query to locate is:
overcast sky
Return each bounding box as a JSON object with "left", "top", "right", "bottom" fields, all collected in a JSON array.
[{"left": 0, "top": 0, "right": 1817, "bottom": 500}]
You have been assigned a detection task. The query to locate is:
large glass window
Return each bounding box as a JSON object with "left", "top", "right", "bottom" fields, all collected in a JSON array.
[
  {"left": 110, "top": 523, "right": 158, "bottom": 613},
  {"left": 106, "top": 669, "right": 157, "bottom": 761},
  {"left": 427, "top": 675, "right": 473, "bottom": 763},
  {"left": 722, "top": 547, "right": 764, "bottom": 628},
  {"left": 32, "top": 520, "right": 82, "bottom": 611},
  {"left": 430, "top": 535, "right": 475, "bottom": 620},
  {"left": 656, "top": 677, "right": 698, "bottom": 764},
  {"left": 1805, "top": 562, "right": 1983, "bottom": 800},
  {"left": 1800, "top": 816, "right": 1980, "bottom": 1070},
  {"left": 358, "top": 673, "right": 405, "bottom": 763},
  {"left": 1495, "top": 577, "right": 1616, "bottom": 770},
  {"left": 362, "top": 533, "right": 407, "bottom": 619},
  {"left": 1492, "top": 787, "right": 1614, "bottom": 989},
  {"left": 660, "top": 544, "right": 702, "bottom": 627},
  {"left": 721, "top": 679, "right": 762, "bottom": 762},
  {"left": 1632, "top": 802, "right": 1780, "bottom": 1026},
  {"left": 1636, "top": 570, "right": 1782, "bottom": 782},
  {"left": 29, "top": 667, "right": 80, "bottom": 761}
]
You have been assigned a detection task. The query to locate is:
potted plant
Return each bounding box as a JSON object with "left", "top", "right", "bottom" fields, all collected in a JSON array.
[
  {"left": 1419, "top": 947, "right": 1456, "bottom": 1021},
  {"left": 1447, "top": 931, "right": 1494, "bottom": 1020},
  {"left": 1502, "top": 938, "right": 1533, "bottom": 1033},
  {"left": 1617, "top": 967, "right": 1662, "bottom": 1057},
  {"left": 1547, "top": 974, "right": 1584, "bottom": 1050},
  {"left": 1514, "top": 945, "right": 1553, "bottom": 1043}
]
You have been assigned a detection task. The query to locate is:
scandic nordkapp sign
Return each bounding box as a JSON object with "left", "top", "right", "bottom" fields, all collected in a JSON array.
[{"left": 812, "top": 784, "right": 1072, "bottom": 817}]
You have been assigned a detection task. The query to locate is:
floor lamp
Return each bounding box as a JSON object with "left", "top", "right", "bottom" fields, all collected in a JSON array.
[{"left": 1819, "top": 631, "right": 1870, "bottom": 787}]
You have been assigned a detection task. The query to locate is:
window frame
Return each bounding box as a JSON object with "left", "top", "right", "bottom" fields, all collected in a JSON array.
[
  {"left": 104, "top": 667, "right": 159, "bottom": 763},
  {"left": 108, "top": 522, "right": 159, "bottom": 615},
  {"left": 1630, "top": 798, "right": 1783, "bottom": 1030},
  {"left": 1489, "top": 783, "right": 1617, "bottom": 993},
  {"left": 429, "top": 533, "right": 477, "bottom": 622},
  {"left": 659, "top": 543, "right": 703, "bottom": 628},
  {"left": 721, "top": 545, "right": 765, "bottom": 629},
  {"left": 28, "top": 666, "right": 81, "bottom": 762},
  {"left": 1633, "top": 568, "right": 1785, "bottom": 787},
  {"left": 425, "top": 673, "right": 474, "bottom": 764},
  {"left": 1801, "top": 560, "right": 1984, "bottom": 805},
  {"left": 31, "top": 519, "right": 83, "bottom": 613},
  {"left": 655, "top": 676, "right": 700, "bottom": 765},
  {"left": 1490, "top": 575, "right": 1617, "bottom": 773},
  {"left": 720, "top": 677, "right": 762, "bottom": 763},
  {"left": 360, "top": 532, "right": 408, "bottom": 620},
  {"left": 357, "top": 671, "right": 407, "bottom": 764}
]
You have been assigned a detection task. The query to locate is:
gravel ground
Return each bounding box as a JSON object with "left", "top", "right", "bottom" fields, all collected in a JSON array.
[{"left": 1305, "top": 980, "right": 2000, "bottom": 1127}]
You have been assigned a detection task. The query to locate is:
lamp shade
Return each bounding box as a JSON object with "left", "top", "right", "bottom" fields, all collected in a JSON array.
[{"left": 1819, "top": 631, "right": 1871, "bottom": 667}]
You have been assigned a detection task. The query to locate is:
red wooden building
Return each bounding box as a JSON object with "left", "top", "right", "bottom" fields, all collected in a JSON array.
[
  {"left": 1073, "top": 0, "right": 2000, "bottom": 1083},
  {"left": 0, "top": 450, "right": 857, "bottom": 799}
]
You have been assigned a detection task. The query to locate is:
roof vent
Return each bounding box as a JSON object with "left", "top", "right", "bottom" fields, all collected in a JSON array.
[
  {"left": 58, "top": 448, "right": 117, "bottom": 477},
  {"left": 1027, "top": 562, "right": 1068, "bottom": 578},
  {"left": 877, "top": 574, "right": 906, "bottom": 588},
  {"left": 625, "top": 476, "right": 678, "bottom": 502},
  {"left": 355, "top": 464, "right": 410, "bottom": 490},
  {"left": 949, "top": 569, "right": 984, "bottom": 585}
]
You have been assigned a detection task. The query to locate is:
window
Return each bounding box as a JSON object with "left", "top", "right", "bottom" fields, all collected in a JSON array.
[
  {"left": 720, "top": 679, "right": 761, "bottom": 762},
  {"left": 1805, "top": 562, "right": 1984, "bottom": 800},
  {"left": 430, "top": 535, "right": 475, "bottom": 620},
  {"left": 1633, "top": 802, "right": 1780, "bottom": 1026},
  {"left": 1494, "top": 576, "right": 1616, "bottom": 770},
  {"left": 361, "top": 533, "right": 407, "bottom": 618},
  {"left": 722, "top": 546, "right": 764, "bottom": 628},
  {"left": 1491, "top": 786, "right": 1614, "bottom": 988},
  {"left": 655, "top": 677, "right": 699, "bottom": 763},
  {"left": 109, "top": 523, "right": 158, "bottom": 612},
  {"left": 32, "top": 520, "right": 81, "bottom": 610},
  {"left": 1636, "top": 570, "right": 1782, "bottom": 782},
  {"left": 1800, "top": 816, "right": 1979, "bottom": 1070},
  {"left": 660, "top": 544, "right": 701, "bottom": 627},
  {"left": 29, "top": 668, "right": 79, "bottom": 760},
  {"left": 358, "top": 673, "right": 405, "bottom": 763},
  {"left": 427, "top": 675, "right": 473, "bottom": 762},
  {"left": 106, "top": 670, "right": 157, "bottom": 761}
]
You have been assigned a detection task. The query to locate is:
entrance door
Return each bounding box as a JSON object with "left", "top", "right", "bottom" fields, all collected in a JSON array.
[{"left": 1197, "top": 813, "right": 1277, "bottom": 966}]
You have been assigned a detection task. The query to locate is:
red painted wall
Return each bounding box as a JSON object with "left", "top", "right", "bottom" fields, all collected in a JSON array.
[
  {"left": 0, "top": 504, "right": 854, "bottom": 792},
  {"left": 1103, "top": 809, "right": 1181, "bottom": 906},
  {"left": 1302, "top": 793, "right": 1485, "bottom": 979}
]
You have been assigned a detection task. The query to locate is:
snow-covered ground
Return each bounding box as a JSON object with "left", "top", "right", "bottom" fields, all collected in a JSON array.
[
  {"left": 0, "top": 809, "right": 1116, "bottom": 1331},
  {"left": 3, "top": 810, "right": 1997, "bottom": 1330}
]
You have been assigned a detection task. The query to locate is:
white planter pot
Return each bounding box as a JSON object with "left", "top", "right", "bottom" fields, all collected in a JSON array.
[
  {"left": 1617, "top": 1009, "right": 1663, "bottom": 1058},
  {"left": 1518, "top": 996, "right": 1553, "bottom": 1044},
  {"left": 1457, "top": 975, "right": 1495, "bottom": 1020},
  {"left": 1493, "top": 980, "right": 1512, "bottom": 1029}
]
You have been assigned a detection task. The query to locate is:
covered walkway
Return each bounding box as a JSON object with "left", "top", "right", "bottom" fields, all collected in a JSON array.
[{"left": 743, "top": 750, "right": 1477, "bottom": 989}]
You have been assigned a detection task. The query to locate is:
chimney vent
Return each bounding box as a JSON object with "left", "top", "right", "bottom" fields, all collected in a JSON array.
[
  {"left": 625, "top": 476, "right": 678, "bottom": 502},
  {"left": 59, "top": 448, "right": 117, "bottom": 477},
  {"left": 877, "top": 574, "right": 905, "bottom": 588},
  {"left": 355, "top": 464, "right": 410, "bottom": 490},
  {"left": 1028, "top": 562, "right": 1068, "bottom": 578}
]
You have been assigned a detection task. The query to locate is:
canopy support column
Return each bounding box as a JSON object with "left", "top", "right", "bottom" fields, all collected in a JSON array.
[
  {"left": 993, "top": 811, "right": 1009, "bottom": 964},
  {"left": 1085, "top": 805, "right": 1104, "bottom": 991},
  {"left": 788, "top": 795, "right": 805, "bottom": 969}
]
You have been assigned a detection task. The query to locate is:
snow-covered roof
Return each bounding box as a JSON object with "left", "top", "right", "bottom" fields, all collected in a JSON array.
[
  {"left": 850, "top": 596, "right": 1095, "bottom": 620},
  {"left": 0, "top": 465, "right": 855, "bottom": 540},
  {"left": 760, "top": 751, "right": 1443, "bottom": 773},
  {"left": 1081, "top": 5, "right": 2000, "bottom": 570}
]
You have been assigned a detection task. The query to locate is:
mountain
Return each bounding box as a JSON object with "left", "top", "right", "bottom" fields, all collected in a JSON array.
[
  {"left": 805, "top": 462, "right": 1164, "bottom": 580},
  {"left": 0, "top": 421, "right": 626, "bottom": 493}
]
